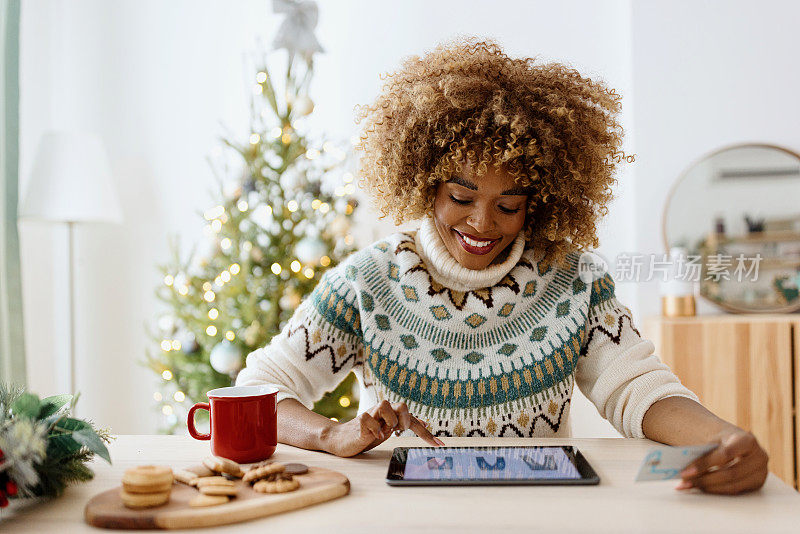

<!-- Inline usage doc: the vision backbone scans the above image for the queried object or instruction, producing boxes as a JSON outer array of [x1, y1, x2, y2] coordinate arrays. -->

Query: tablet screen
[[398, 446, 583, 481]]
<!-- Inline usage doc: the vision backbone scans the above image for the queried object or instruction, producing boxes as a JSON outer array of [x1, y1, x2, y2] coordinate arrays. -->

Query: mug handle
[[187, 402, 211, 440]]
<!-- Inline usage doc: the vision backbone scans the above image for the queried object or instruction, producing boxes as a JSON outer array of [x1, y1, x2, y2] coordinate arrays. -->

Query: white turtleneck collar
[[413, 216, 527, 292]]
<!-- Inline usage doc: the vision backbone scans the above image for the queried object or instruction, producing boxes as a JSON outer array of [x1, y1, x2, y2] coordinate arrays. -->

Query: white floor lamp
[[19, 131, 122, 410]]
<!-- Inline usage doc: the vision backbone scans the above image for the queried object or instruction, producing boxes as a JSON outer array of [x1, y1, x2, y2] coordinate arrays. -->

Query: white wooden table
[[3, 435, 800, 533]]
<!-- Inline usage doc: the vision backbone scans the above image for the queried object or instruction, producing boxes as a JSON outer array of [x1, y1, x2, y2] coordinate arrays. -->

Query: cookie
[[199, 484, 238, 496], [121, 465, 174, 494], [284, 463, 308, 475], [203, 455, 244, 477], [120, 488, 170, 509], [253, 477, 299, 494], [184, 464, 215, 478], [243, 461, 285, 483], [174, 469, 199, 486], [195, 476, 235, 488], [189, 494, 229, 508]]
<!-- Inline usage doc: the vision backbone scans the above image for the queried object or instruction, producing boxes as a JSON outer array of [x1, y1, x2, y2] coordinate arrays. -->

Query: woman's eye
[[449, 195, 471, 205], [500, 206, 521, 214]]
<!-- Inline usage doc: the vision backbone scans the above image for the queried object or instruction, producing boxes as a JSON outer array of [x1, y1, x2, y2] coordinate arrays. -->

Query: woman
[[237, 37, 768, 495]]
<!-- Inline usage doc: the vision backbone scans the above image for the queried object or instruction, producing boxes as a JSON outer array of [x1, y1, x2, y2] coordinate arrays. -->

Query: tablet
[[386, 446, 600, 486]]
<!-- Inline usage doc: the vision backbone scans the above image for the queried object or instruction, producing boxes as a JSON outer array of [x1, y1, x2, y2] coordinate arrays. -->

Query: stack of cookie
[[202, 455, 244, 478], [120, 465, 174, 509], [243, 461, 302, 494], [174, 456, 244, 508], [170, 455, 306, 508], [190, 476, 238, 507]]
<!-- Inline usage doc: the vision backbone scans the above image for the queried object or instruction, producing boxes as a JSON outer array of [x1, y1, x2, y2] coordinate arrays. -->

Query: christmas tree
[[146, 1, 360, 433]]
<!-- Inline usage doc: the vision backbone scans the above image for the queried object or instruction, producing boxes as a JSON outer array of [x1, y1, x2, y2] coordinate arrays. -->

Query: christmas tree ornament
[[256, 233, 270, 247], [209, 341, 243, 375], [173, 272, 188, 288], [293, 95, 314, 116], [179, 331, 200, 354], [295, 237, 327, 264], [223, 181, 242, 199], [157, 315, 176, 334], [250, 204, 272, 230]]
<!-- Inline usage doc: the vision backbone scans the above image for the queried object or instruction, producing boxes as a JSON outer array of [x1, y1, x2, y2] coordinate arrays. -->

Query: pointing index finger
[[409, 416, 445, 446]]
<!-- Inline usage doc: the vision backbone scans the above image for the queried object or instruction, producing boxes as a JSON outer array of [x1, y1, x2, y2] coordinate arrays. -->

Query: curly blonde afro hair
[[353, 35, 633, 269]]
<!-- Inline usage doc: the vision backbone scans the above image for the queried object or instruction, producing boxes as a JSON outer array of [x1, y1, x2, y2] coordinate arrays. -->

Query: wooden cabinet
[[643, 315, 799, 490]]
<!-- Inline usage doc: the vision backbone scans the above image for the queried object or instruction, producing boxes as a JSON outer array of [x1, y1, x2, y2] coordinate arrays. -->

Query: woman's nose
[[466, 205, 495, 233]]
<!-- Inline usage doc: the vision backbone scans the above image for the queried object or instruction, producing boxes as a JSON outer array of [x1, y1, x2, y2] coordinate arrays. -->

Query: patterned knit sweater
[[236, 216, 699, 439]]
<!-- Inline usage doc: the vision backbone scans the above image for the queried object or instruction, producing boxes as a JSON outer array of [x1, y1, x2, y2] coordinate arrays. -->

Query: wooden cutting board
[[84, 465, 350, 529]]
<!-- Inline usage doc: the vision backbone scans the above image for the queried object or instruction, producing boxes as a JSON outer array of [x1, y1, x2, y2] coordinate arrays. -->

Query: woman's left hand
[[676, 426, 769, 495]]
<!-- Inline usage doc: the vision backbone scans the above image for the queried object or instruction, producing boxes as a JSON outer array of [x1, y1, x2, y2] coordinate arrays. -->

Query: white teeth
[[460, 233, 495, 248]]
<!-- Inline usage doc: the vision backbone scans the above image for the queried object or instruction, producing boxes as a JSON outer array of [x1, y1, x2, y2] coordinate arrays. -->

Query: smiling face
[[432, 160, 529, 270]]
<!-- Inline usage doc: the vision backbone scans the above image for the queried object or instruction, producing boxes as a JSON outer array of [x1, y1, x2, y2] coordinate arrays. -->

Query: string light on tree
[[148, 0, 361, 433]]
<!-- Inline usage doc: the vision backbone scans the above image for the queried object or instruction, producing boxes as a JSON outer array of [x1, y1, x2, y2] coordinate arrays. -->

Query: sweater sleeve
[[235, 264, 363, 409], [574, 263, 699, 438]]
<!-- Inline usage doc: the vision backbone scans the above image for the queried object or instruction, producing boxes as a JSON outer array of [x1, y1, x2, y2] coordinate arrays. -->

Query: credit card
[[634, 443, 717, 482]]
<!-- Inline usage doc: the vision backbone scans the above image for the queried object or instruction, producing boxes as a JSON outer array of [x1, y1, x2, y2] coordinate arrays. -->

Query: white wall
[[19, 0, 637, 436], [630, 0, 800, 317]]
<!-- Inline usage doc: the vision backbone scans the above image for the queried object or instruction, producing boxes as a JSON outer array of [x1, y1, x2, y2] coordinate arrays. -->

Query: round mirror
[[663, 143, 800, 313]]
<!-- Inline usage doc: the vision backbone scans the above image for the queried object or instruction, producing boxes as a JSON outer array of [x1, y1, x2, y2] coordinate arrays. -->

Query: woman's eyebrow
[[446, 177, 529, 196], [500, 186, 529, 196], [446, 176, 477, 191]]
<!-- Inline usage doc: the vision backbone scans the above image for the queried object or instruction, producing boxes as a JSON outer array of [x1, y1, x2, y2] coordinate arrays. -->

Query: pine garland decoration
[[0, 384, 113, 505]]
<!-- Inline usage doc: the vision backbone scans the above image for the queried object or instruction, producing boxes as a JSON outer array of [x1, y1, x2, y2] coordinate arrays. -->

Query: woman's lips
[[454, 230, 499, 256]]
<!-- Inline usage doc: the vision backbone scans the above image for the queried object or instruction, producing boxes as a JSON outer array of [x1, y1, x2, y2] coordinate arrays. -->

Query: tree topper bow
[[272, 0, 325, 61]]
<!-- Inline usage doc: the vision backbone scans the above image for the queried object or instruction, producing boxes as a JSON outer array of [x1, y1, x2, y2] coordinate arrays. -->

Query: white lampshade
[[19, 130, 123, 223]]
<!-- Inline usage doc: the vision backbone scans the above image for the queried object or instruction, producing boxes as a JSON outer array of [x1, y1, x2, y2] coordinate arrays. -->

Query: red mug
[[187, 385, 278, 463]]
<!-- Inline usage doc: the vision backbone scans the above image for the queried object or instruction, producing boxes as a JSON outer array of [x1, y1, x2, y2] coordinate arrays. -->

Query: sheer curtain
[[0, 0, 25, 386]]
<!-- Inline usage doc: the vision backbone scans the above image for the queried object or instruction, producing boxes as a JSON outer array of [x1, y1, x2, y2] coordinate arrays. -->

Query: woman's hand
[[321, 400, 445, 458], [676, 426, 769, 495]]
